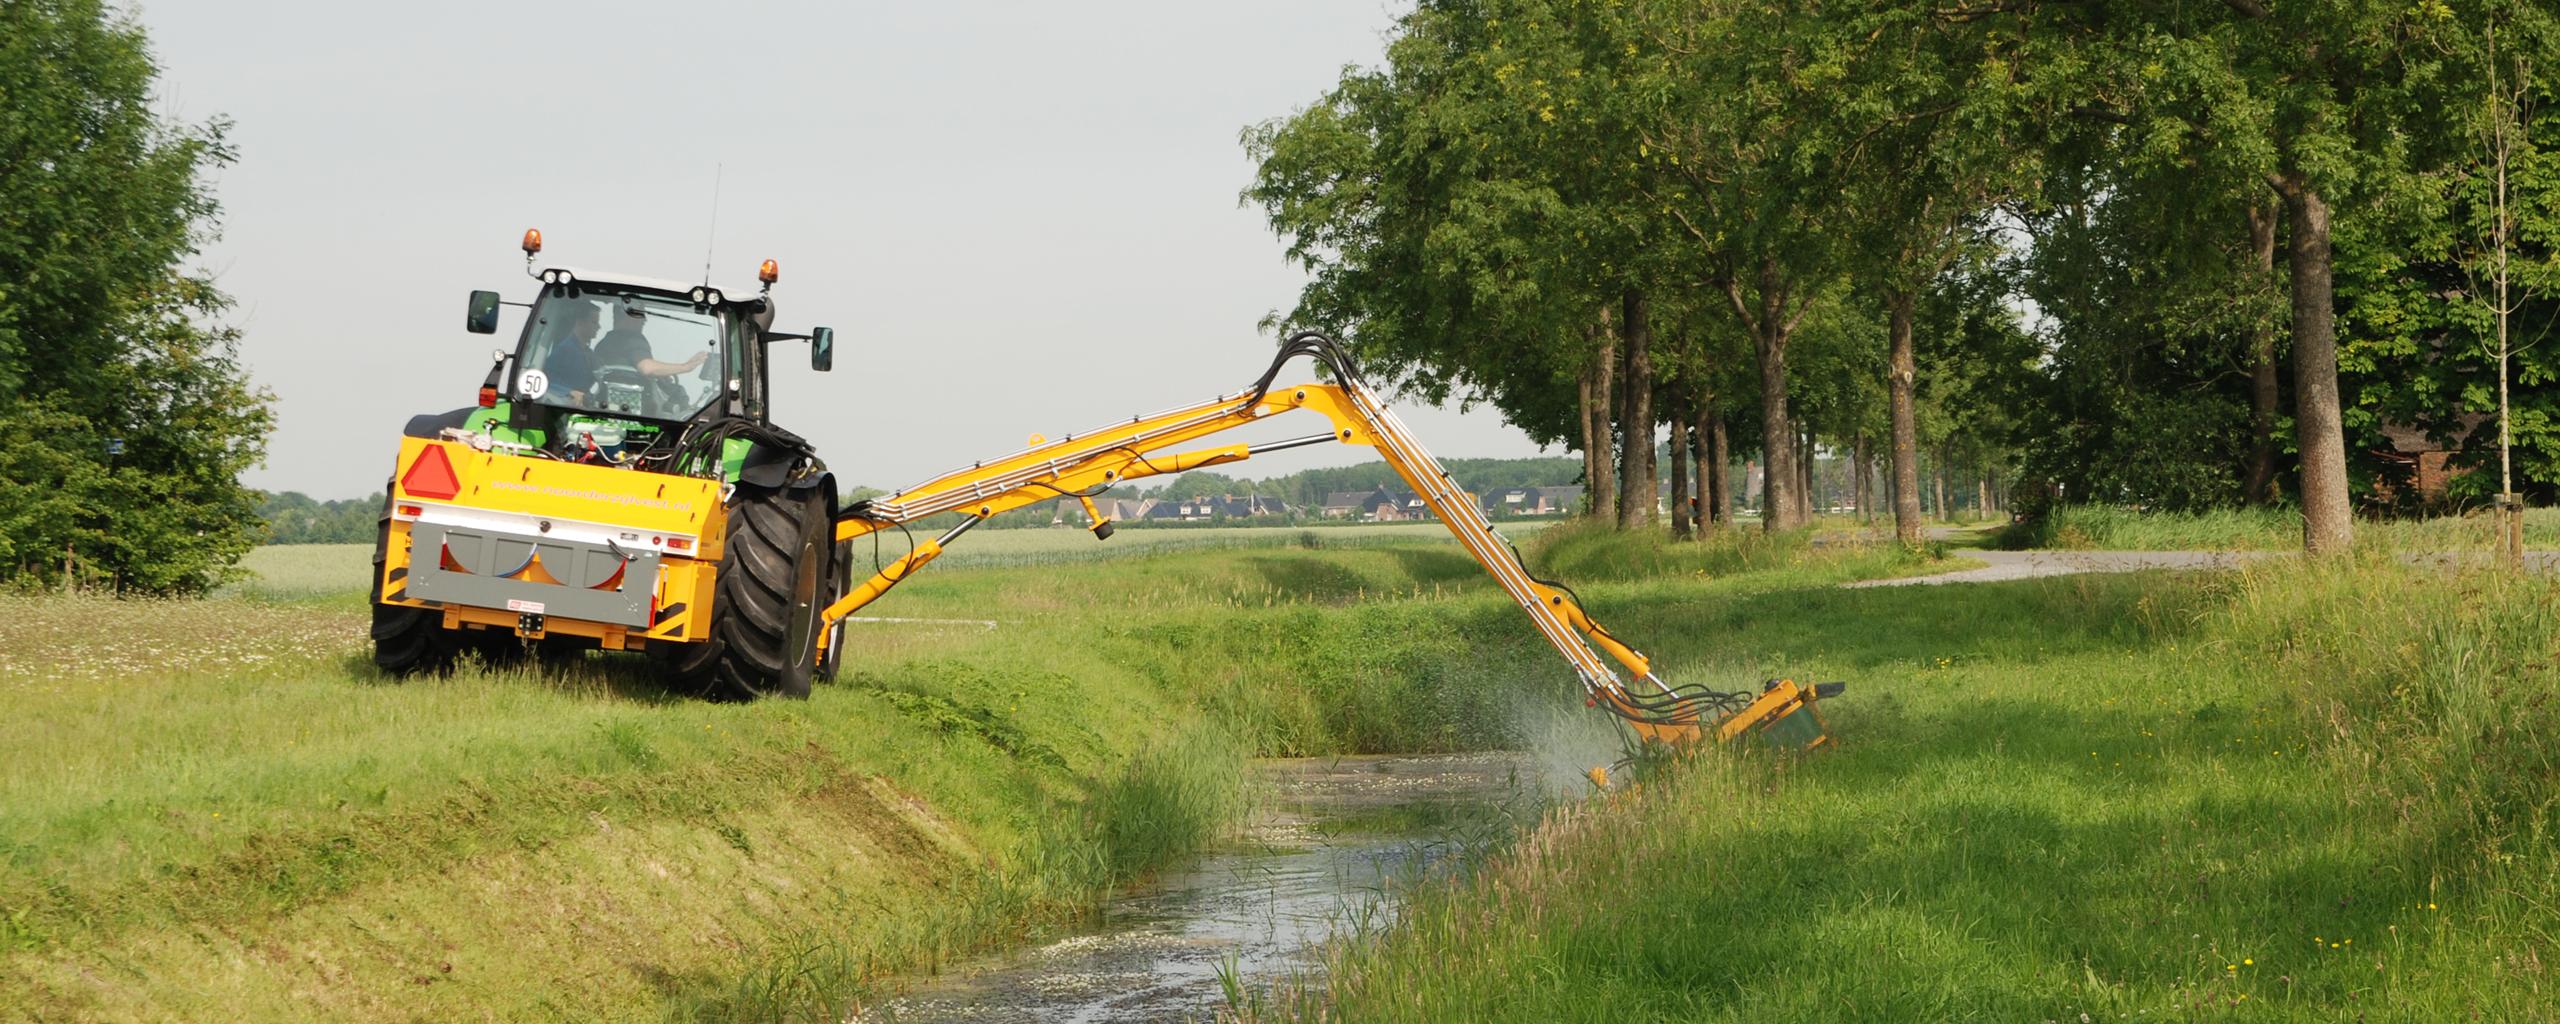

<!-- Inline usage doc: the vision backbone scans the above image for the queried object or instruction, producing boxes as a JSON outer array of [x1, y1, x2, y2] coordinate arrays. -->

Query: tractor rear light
[[666, 538, 692, 551], [401, 445, 461, 500], [478, 385, 498, 407], [396, 504, 422, 517]]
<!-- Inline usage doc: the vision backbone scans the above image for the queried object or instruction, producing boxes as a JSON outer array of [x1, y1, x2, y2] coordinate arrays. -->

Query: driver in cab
[[596, 304, 709, 386], [541, 301, 709, 408]]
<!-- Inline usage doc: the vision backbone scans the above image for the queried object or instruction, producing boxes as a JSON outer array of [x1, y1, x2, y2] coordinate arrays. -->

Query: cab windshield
[[516, 290, 725, 420]]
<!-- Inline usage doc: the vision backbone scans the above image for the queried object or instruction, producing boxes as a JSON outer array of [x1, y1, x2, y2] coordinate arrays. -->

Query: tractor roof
[[540, 265, 761, 304]]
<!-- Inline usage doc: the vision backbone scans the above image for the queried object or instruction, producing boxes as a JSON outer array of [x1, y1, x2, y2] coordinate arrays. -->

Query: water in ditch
[[857, 751, 1542, 1023]]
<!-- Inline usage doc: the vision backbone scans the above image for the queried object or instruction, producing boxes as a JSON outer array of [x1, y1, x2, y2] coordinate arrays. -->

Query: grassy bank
[[1996, 503, 2560, 552], [1255, 554, 2560, 1021], [0, 521, 1932, 1020]]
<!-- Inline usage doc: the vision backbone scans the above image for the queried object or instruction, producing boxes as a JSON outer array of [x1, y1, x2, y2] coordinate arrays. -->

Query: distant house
[[1213, 495, 1290, 518], [1320, 491, 1371, 518], [1046, 496, 1152, 526], [1480, 487, 1540, 515], [2376, 414, 2492, 501], [1325, 485, 1413, 521], [1142, 494, 1292, 522], [1146, 497, 1217, 522], [1479, 485, 1582, 517]]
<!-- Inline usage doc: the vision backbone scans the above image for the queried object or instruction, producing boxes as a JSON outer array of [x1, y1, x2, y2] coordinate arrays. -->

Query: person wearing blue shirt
[[539, 302, 602, 405]]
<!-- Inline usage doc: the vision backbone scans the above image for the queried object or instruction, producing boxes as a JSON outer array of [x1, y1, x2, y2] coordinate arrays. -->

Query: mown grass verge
[[1249, 553, 2560, 1022], [0, 521, 1933, 1021]]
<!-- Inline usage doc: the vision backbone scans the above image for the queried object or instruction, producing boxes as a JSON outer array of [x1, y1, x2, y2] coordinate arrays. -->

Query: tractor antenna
[[700, 163, 724, 287]]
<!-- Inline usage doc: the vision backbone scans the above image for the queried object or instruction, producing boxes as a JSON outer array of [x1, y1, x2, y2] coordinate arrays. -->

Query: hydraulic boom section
[[820, 333, 1837, 748]]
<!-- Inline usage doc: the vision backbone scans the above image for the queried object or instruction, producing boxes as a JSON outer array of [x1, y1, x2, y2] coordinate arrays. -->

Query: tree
[[1246, 0, 1670, 529], [1626, 0, 1859, 532], [1813, 3, 2046, 545], [0, 0, 270, 593], [2117, 0, 2522, 551]]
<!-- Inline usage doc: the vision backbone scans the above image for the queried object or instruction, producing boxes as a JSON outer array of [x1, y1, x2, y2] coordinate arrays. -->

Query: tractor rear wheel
[[666, 484, 829, 700], [817, 539, 852, 682], [370, 503, 456, 676]]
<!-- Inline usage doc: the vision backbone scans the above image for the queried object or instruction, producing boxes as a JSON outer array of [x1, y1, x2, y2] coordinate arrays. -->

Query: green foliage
[[0, 0, 271, 594], [256, 491, 382, 545], [1242, 0, 2560, 538]]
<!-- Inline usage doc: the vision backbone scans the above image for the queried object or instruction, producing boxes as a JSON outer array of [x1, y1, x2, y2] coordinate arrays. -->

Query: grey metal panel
[[407, 521, 658, 626]]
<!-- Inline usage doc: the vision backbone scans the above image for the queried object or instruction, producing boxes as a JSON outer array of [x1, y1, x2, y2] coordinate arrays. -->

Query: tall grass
[[1997, 503, 2560, 552], [1523, 517, 1948, 581], [1243, 554, 2560, 1022]]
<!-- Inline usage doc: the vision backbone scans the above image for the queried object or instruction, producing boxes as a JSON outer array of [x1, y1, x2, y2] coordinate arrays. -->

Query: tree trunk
[[1707, 407, 1732, 528], [1695, 401, 1719, 530], [2242, 200, 2283, 506], [1616, 290, 1656, 529], [1668, 399, 1692, 540], [1582, 311, 1616, 518], [1798, 428, 1816, 521], [1886, 290, 1924, 546], [2275, 175, 2353, 554], [1743, 264, 1803, 531], [1932, 448, 1948, 522], [1852, 438, 1866, 522]]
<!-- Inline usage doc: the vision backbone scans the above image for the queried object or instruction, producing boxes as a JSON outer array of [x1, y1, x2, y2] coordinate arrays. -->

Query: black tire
[[817, 539, 852, 683], [668, 485, 828, 700], [370, 499, 456, 676]]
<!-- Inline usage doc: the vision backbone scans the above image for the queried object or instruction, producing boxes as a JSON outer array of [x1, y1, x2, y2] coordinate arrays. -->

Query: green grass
[[1246, 554, 2560, 1022], [1995, 503, 2560, 552], [0, 517, 1884, 1022]]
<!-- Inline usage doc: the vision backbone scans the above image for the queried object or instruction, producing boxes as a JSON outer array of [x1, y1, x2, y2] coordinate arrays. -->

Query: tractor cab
[[463, 230, 833, 470]]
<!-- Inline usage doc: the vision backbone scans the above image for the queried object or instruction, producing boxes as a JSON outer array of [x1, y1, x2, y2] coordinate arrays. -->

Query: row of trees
[[1, 0, 272, 593], [257, 492, 384, 545], [1245, 0, 2560, 553]]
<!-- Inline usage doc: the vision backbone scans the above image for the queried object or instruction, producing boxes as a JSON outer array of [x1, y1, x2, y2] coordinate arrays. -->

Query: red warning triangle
[[402, 444, 461, 500]]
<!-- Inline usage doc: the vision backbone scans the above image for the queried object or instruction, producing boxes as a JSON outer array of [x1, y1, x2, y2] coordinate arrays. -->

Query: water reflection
[[862, 752, 1534, 1023]]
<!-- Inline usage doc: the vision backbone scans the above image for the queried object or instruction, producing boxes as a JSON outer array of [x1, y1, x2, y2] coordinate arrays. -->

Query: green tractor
[[371, 229, 846, 698]]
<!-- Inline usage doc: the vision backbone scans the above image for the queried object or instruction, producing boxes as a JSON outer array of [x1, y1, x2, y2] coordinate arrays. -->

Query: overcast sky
[[141, 0, 1555, 499]]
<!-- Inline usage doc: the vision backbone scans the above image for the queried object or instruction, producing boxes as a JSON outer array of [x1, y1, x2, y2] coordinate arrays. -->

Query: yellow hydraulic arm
[[818, 333, 1834, 747]]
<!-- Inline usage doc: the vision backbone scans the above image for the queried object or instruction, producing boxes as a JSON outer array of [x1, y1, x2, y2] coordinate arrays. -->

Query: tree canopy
[[1245, 0, 2560, 550], [0, 0, 270, 593]]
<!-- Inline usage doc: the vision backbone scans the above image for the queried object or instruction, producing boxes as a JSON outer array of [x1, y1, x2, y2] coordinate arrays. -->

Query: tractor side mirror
[[810, 326, 835, 372], [466, 290, 502, 334]]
